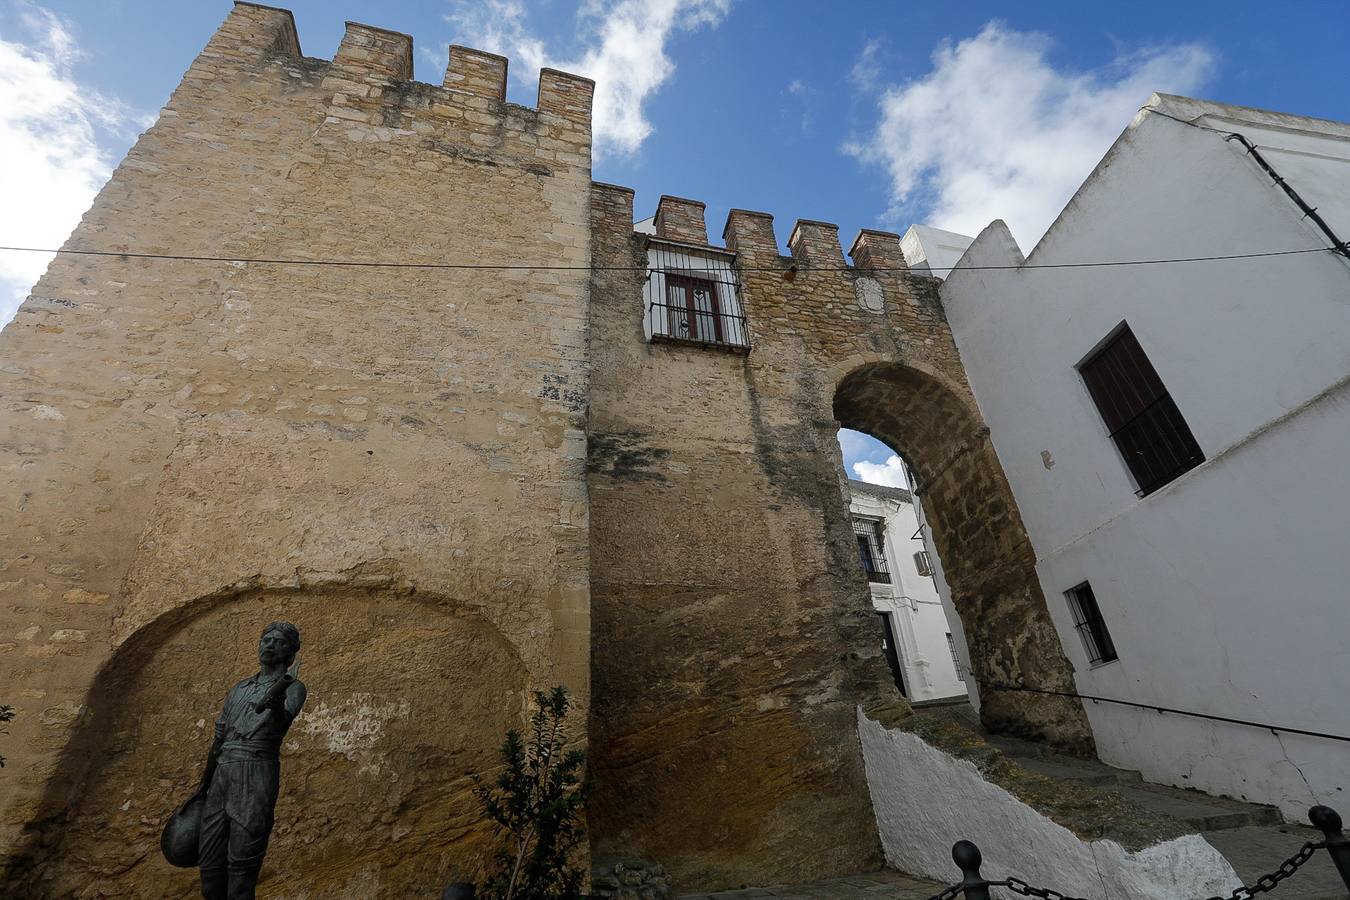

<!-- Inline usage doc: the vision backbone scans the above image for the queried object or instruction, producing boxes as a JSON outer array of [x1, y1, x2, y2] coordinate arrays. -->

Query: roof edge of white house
[[945, 92, 1350, 288], [1148, 92, 1350, 141]]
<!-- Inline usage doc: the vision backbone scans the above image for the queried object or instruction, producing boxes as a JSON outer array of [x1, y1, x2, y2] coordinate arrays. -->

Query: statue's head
[[258, 621, 301, 668]]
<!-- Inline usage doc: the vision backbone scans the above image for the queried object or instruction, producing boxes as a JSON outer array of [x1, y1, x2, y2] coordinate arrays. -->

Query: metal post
[[1310, 806, 1350, 890], [952, 840, 990, 900]]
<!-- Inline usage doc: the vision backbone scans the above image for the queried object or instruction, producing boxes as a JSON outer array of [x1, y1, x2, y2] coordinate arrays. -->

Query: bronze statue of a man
[[196, 621, 307, 899]]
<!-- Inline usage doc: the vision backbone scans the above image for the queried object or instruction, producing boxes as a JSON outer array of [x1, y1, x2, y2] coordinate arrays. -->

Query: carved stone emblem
[[854, 277, 884, 313]]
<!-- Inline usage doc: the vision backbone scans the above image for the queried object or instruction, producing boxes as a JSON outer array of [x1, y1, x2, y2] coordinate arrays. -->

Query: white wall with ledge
[[939, 93, 1350, 819], [857, 709, 1241, 898]]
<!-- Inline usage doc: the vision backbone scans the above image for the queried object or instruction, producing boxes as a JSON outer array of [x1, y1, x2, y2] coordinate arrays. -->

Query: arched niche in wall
[[12, 584, 528, 899]]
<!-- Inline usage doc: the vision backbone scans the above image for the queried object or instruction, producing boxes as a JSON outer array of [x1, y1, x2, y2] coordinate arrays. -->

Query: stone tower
[[0, 3, 1088, 897], [0, 5, 594, 896]]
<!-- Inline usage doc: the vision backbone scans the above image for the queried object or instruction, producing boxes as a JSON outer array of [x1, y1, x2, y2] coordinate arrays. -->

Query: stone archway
[[10, 584, 527, 899], [834, 361, 1090, 749]]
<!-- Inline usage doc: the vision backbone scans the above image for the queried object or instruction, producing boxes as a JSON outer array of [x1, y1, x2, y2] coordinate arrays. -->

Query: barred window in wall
[[946, 633, 964, 681], [852, 517, 890, 584], [644, 241, 749, 351], [1066, 581, 1118, 665]]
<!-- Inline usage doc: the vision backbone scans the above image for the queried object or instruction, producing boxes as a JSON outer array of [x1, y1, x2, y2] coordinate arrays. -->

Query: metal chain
[[922, 883, 968, 900], [1195, 841, 1320, 900], [920, 840, 1322, 900], [997, 877, 1093, 900]]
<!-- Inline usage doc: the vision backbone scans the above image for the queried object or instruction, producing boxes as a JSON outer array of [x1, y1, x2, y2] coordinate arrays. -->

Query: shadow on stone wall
[[834, 362, 1091, 750], [10, 585, 526, 899]]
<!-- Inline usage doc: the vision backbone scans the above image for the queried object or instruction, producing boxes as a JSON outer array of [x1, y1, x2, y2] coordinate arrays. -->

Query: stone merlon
[[226, 2, 592, 126], [655, 195, 709, 245], [723, 209, 778, 256], [445, 45, 507, 100], [849, 229, 906, 272], [788, 219, 844, 265]]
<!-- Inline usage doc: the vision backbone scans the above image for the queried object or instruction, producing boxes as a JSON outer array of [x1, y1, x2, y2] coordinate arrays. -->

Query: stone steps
[[681, 707, 1347, 900], [679, 869, 946, 900], [985, 731, 1284, 832], [981, 723, 1341, 897]]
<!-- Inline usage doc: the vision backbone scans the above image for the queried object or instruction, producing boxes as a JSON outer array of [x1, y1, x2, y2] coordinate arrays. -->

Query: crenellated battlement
[[707, 198, 913, 273], [205, 3, 593, 149]]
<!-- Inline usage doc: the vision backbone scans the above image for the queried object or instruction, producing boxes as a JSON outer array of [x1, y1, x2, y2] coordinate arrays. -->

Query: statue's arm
[[283, 680, 307, 721], [263, 679, 307, 724], [199, 710, 226, 794]]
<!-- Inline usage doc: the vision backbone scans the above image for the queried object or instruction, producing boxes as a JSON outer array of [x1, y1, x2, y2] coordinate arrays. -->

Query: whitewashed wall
[[857, 710, 1241, 898], [939, 95, 1350, 819], [850, 484, 969, 703]]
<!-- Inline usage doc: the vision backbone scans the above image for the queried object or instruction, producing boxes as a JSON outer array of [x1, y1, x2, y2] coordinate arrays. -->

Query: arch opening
[[833, 362, 1092, 749]]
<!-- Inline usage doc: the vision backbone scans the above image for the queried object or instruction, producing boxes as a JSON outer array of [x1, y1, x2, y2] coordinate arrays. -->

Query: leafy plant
[[475, 686, 589, 900], [0, 704, 14, 768]]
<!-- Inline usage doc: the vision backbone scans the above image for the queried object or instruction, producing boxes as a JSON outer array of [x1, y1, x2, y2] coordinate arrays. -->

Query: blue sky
[[3, 0, 1348, 482]]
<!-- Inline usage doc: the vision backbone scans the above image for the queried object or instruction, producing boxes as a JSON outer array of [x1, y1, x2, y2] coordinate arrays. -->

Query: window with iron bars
[[1079, 323, 1203, 496], [852, 517, 890, 584], [1065, 581, 1118, 666], [644, 240, 749, 352], [946, 633, 965, 681]]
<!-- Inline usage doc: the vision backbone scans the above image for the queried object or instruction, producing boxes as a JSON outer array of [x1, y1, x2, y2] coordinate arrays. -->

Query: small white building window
[[852, 516, 891, 584], [946, 633, 964, 681], [913, 549, 933, 577], [1066, 581, 1118, 665]]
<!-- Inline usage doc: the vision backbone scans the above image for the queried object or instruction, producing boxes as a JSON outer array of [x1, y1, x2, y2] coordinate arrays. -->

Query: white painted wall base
[[856, 709, 1241, 899]]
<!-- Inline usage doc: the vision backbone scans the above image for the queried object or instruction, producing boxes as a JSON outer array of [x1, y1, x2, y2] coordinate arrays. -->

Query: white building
[[939, 93, 1350, 819], [848, 479, 968, 704], [900, 224, 974, 278]]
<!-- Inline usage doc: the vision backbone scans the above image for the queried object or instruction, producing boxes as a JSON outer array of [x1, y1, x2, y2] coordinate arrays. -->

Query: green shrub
[[475, 686, 589, 900]]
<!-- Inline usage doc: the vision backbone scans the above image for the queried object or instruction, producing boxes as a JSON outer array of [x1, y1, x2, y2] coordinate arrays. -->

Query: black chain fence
[[923, 805, 1350, 900]]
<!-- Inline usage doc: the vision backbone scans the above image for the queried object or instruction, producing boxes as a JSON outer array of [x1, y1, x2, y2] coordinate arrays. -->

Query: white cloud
[[847, 23, 1214, 248], [850, 38, 881, 92], [852, 454, 910, 490], [0, 2, 136, 326], [447, 0, 731, 157]]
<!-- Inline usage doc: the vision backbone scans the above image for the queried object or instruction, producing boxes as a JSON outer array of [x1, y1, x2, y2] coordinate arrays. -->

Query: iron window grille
[[1065, 581, 1118, 665], [852, 516, 891, 584], [644, 240, 749, 352], [946, 633, 965, 681], [1079, 324, 1204, 496]]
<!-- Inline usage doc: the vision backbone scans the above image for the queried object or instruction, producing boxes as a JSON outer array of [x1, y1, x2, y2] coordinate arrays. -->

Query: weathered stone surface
[[586, 190, 1091, 889], [0, 3, 1092, 896], [592, 857, 674, 900], [15, 586, 526, 898], [0, 4, 593, 895]]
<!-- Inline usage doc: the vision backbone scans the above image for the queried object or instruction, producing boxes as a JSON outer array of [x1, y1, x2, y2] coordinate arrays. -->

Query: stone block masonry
[[588, 185, 1092, 889], [0, 3, 593, 897], [0, 2, 1090, 896]]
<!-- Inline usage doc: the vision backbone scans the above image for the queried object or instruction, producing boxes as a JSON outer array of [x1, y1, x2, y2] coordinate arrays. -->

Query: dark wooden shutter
[[1080, 326, 1203, 495]]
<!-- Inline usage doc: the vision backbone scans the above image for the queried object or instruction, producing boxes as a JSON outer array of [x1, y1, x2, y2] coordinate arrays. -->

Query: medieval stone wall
[[0, 4, 594, 896], [586, 187, 1091, 890], [0, 3, 1093, 895]]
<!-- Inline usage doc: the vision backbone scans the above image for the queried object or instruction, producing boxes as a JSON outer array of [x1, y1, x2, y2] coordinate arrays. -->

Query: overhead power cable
[[0, 242, 1344, 273]]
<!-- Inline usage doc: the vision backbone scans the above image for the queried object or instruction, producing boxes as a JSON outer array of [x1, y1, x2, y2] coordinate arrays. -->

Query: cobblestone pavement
[[681, 870, 946, 900]]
